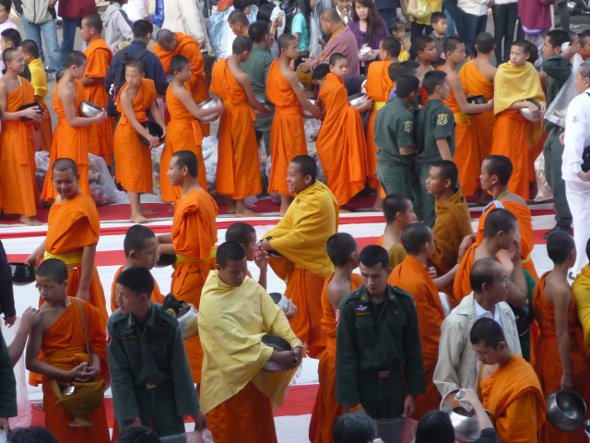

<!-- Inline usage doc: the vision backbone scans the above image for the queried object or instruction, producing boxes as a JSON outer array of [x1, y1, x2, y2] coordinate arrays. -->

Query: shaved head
[[52, 158, 79, 176], [320, 8, 341, 23]]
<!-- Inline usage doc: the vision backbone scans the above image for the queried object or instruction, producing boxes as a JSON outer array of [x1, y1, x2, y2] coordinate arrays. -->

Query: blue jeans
[[458, 9, 487, 55], [61, 17, 81, 65], [444, 3, 460, 36], [378, 8, 397, 28], [20, 17, 62, 71]]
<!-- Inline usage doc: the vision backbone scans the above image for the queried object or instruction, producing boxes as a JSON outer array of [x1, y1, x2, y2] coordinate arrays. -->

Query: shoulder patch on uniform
[[403, 120, 413, 132], [437, 113, 448, 126]]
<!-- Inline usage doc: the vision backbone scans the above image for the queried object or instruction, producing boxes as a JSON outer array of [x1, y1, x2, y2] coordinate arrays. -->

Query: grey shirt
[[241, 43, 275, 100]]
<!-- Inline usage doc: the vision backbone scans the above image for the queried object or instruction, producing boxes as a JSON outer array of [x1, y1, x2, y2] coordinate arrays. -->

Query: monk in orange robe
[[0, 48, 42, 226], [26, 259, 110, 443], [80, 13, 114, 166], [260, 155, 339, 358], [109, 224, 165, 312], [41, 51, 107, 202], [457, 33, 496, 196], [389, 224, 449, 419], [210, 36, 269, 217], [27, 159, 108, 327], [365, 37, 398, 208], [155, 29, 210, 135], [309, 233, 361, 443], [161, 55, 222, 203], [114, 60, 167, 223], [533, 232, 590, 443], [158, 150, 218, 383], [470, 317, 546, 442], [314, 54, 370, 207], [267, 34, 320, 215], [491, 41, 545, 201], [378, 194, 416, 267]]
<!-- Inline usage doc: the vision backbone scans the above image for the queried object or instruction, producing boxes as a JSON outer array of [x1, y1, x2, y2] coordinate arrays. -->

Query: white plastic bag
[[545, 53, 584, 128], [88, 154, 126, 205], [534, 152, 553, 201], [151, 144, 165, 196], [202, 136, 219, 193]]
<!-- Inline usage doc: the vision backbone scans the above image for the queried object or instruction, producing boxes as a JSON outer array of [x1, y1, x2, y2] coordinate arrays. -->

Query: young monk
[[365, 36, 400, 209], [415, 35, 437, 105], [228, 9, 250, 39], [225, 222, 268, 289], [314, 53, 370, 208], [267, 33, 320, 215], [470, 318, 546, 442], [0, 48, 42, 226], [454, 208, 528, 309], [80, 13, 114, 167], [309, 233, 361, 443], [20, 39, 53, 151], [211, 35, 268, 216], [389, 224, 455, 419], [456, 32, 497, 198], [26, 259, 110, 443], [491, 40, 546, 200], [41, 52, 107, 201], [379, 193, 416, 267], [199, 242, 303, 443], [109, 225, 165, 312], [114, 59, 167, 223], [161, 55, 222, 202], [27, 159, 108, 327], [425, 160, 473, 275], [158, 150, 218, 383], [259, 155, 339, 358], [534, 231, 590, 443]]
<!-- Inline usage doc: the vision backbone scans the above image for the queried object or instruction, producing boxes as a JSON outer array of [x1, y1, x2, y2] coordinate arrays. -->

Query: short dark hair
[[8, 426, 58, 443], [383, 194, 410, 224], [216, 241, 246, 267], [326, 233, 357, 267], [328, 52, 347, 66], [443, 36, 463, 54], [312, 63, 330, 80], [0, 0, 11, 14], [278, 32, 297, 50], [525, 40, 539, 64], [470, 257, 500, 292], [430, 11, 447, 25], [249, 21, 270, 42], [546, 29, 570, 49], [423, 70, 447, 95], [234, 0, 255, 11], [132, 20, 153, 39], [586, 238, 590, 263], [170, 54, 189, 74], [229, 9, 249, 25], [172, 150, 198, 178], [52, 158, 79, 176], [1, 47, 17, 65], [126, 59, 145, 74], [415, 411, 455, 443], [333, 413, 375, 443], [469, 317, 507, 348], [0, 28, 21, 47], [381, 36, 401, 57], [475, 32, 495, 54], [225, 222, 256, 246], [124, 225, 156, 257], [64, 51, 87, 69], [395, 74, 420, 98], [483, 208, 516, 239], [83, 13, 103, 34], [37, 259, 68, 284], [547, 230, 575, 264], [232, 35, 253, 54], [359, 245, 389, 269], [20, 39, 40, 58], [483, 155, 512, 186], [512, 39, 530, 54], [291, 155, 317, 181], [117, 267, 155, 296], [580, 29, 590, 45], [401, 223, 432, 255], [156, 28, 175, 45], [116, 425, 160, 443], [431, 160, 458, 188], [415, 34, 434, 54]]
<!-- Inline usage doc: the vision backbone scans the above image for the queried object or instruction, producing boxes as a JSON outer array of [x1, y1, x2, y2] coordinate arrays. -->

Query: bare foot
[[20, 215, 42, 226], [235, 208, 261, 217], [130, 213, 150, 224], [140, 208, 157, 216]]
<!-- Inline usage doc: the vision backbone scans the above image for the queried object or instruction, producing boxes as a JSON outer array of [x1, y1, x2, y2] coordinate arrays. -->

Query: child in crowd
[[430, 12, 447, 63]]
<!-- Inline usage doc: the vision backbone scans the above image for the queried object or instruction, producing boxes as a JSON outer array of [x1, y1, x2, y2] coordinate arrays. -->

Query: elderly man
[[562, 61, 590, 276], [434, 258, 522, 408], [297, 8, 359, 80]]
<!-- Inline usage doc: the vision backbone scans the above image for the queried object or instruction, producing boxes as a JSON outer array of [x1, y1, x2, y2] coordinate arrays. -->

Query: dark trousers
[[458, 9, 487, 55], [61, 18, 81, 65], [492, 3, 518, 63], [543, 127, 572, 227], [378, 7, 397, 28]]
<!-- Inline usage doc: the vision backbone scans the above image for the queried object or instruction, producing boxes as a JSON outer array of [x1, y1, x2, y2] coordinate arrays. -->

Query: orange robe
[[533, 274, 590, 443], [431, 188, 473, 274], [210, 59, 262, 199], [109, 265, 165, 312], [266, 60, 308, 196], [480, 354, 545, 443], [475, 200, 538, 279], [309, 273, 363, 443], [161, 83, 207, 203], [41, 79, 91, 201], [0, 78, 38, 217], [456, 61, 495, 196], [171, 187, 218, 382], [29, 298, 110, 443], [453, 243, 476, 303], [154, 32, 210, 135], [389, 255, 444, 419], [316, 73, 367, 206], [44, 193, 108, 327], [365, 60, 393, 189], [113, 78, 156, 194], [37, 97, 53, 151], [83, 39, 114, 166], [376, 235, 407, 268]]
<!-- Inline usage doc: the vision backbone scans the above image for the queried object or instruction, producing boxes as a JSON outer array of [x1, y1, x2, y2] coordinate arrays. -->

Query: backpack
[[105, 46, 149, 116]]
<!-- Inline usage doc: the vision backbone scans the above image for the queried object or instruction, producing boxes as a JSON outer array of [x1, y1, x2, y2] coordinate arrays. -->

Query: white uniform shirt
[[562, 88, 590, 182]]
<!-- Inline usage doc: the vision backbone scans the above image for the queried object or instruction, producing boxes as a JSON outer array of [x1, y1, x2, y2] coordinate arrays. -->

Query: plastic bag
[[35, 151, 50, 194], [88, 154, 126, 205], [202, 136, 219, 193], [405, 0, 429, 19], [545, 53, 584, 128], [151, 144, 164, 196], [534, 152, 553, 201]]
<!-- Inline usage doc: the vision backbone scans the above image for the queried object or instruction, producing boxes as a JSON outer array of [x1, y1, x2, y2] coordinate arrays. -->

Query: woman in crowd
[[349, 0, 389, 72]]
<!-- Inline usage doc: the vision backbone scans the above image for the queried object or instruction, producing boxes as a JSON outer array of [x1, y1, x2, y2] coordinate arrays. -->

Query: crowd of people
[[1, 0, 590, 442]]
